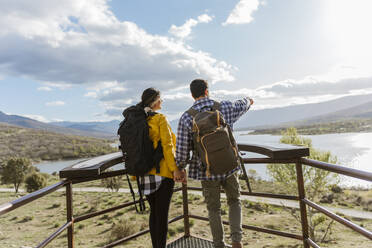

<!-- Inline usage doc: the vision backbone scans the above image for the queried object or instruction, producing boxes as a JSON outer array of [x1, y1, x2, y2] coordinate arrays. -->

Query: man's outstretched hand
[[249, 97, 254, 105], [173, 169, 187, 184]]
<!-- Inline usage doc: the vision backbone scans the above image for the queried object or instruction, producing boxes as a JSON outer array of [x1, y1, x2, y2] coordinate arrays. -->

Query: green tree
[[25, 172, 47, 192], [0, 157, 32, 193], [267, 127, 338, 242]]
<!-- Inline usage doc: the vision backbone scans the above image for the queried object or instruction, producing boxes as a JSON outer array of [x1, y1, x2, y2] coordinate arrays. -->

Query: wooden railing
[[0, 143, 371, 247]]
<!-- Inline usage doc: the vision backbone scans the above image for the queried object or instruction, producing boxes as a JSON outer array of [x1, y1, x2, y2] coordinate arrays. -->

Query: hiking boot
[[232, 242, 242, 248]]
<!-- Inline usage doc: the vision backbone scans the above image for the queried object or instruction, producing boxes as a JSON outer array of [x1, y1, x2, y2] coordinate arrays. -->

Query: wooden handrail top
[[59, 143, 310, 180], [238, 143, 309, 159], [0, 180, 68, 216], [59, 152, 123, 179], [57, 143, 372, 185]]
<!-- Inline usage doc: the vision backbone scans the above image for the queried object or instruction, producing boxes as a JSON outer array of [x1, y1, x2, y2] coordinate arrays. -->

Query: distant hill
[[2, 93, 371, 137], [0, 122, 117, 164], [234, 94, 372, 130], [0, 111, 115, 138], [249, 100, 372, 135], [50, 120, 121, 136], [296, 100, 372, 124]]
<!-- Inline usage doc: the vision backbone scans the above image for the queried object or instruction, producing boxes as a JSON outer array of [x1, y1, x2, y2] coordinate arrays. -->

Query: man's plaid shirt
[[175, 97, 251, 181]]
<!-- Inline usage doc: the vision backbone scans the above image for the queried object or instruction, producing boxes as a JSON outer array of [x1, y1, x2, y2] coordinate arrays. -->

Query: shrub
[[50, 203, 61, 209], [108, 219, 135, 242], [25, 172, 47, 192], [101, 171, 122, 192], [330, 185, 343, 194], [176, 225, 184, 233], [168, 227, 176, 237], [20, 216, 33, 223], [189, 219, 194, 227]]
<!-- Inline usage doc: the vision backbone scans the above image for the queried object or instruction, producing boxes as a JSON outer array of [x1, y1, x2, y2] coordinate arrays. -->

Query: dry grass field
[[1, 179, 371, 248]]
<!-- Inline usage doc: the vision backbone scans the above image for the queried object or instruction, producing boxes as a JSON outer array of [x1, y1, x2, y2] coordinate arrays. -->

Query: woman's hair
[[190, 79, 208, 98], [140, 87, 160, 108]]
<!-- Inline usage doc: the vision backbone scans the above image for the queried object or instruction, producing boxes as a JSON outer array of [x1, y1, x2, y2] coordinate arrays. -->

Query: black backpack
[[117, 104, 164, 212], [118, 104, 163, 176]]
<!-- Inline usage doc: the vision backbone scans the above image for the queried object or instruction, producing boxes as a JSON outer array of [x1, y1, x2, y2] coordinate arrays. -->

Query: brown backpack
[[187, 101, 241, 177]]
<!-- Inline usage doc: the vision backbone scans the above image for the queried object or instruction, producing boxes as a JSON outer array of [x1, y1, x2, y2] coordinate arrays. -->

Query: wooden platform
[[167, 236, 232, 248]]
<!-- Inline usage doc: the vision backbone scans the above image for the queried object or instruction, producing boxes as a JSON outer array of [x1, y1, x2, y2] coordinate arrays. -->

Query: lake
[[236, 131, 372, 188], [34, 132, 372, 188]]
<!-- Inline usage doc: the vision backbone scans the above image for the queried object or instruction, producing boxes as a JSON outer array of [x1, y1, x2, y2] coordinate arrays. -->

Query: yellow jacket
[[146, 113, 178, 179]]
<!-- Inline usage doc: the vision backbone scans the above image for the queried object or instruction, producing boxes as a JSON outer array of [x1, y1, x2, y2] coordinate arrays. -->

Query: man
[[174, 79, 254, 248]]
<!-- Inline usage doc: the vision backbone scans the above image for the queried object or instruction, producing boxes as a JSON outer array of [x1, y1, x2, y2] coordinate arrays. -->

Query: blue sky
[[0, 0, 371, 122]]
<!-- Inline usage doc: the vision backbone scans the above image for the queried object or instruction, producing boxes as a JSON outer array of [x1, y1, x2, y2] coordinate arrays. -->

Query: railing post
[[182, 183, 190, 237], [296, 161, 310, 248], [66, 182, 74, 248]]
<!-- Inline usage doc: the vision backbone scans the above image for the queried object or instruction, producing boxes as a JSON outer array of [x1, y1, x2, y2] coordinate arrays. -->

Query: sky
[[0, 0, 371, 122]]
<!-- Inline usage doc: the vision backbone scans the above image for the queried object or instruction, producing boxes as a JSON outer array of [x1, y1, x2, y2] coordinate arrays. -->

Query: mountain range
[[50, 120, 121, 136], [0, 111, 117, 139], [1, 93, 371, 137], [234, 93, 372, 130]]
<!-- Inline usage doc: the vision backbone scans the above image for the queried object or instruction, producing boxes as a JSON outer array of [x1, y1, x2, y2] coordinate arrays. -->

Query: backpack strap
[[126, 174, 139, 213], [126, 174, 146, 213], [147, 111, 161, 173], [211, 100, 221, 111], [186, 107, 200, 134], [136, 177, 146, 212], [186, 107, 199, 117], [147, 111, 158, 117]]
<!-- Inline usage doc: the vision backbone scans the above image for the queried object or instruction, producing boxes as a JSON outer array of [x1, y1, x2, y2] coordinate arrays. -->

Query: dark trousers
[[146, 177, 175, 248]]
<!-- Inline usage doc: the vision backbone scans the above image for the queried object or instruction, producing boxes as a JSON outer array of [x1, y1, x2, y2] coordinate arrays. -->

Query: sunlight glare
[[326, 0, 372, 62]]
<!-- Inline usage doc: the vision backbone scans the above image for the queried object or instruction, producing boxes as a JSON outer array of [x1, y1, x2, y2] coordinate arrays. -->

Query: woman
[[138, 87, 181, 248]]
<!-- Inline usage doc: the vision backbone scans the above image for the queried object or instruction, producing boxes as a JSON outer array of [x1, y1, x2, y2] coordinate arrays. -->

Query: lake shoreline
[[33, 132, 372, 188]]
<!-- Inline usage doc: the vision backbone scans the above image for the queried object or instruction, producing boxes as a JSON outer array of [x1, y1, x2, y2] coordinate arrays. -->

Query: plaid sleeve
[[220, 97, 251, 125], [175, 113, 193, 169]]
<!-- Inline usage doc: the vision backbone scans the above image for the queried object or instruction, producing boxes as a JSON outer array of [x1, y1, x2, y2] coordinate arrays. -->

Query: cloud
[[96, 73, 372, 119], [258, 77, 372, 98], [0, 0, 237, 122], [0, 1, 232, 87], [84, 92, 98, 98], [0, 1, 234, 121], [23, 114, 49, 122], [222, 0, 261, 26], [169, 14, 213, 39], [44, 82, 73, 90], [45, 101, 65, 106], [37, 86, 52, 91]]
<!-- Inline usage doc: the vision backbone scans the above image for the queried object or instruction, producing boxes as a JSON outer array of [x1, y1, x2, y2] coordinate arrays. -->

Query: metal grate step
[[167, 236, 231, 248]]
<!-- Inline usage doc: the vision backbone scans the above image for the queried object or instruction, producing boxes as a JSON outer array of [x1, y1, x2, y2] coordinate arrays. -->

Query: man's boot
[[232, 242, 242, 248]]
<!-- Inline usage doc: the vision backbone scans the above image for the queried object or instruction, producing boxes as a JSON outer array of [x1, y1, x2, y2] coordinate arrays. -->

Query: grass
[[0, 177, 371, 247], [1, 187, 371, 248]]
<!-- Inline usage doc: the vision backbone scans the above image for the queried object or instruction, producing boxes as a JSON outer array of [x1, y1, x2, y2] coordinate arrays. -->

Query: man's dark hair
[[190, 79, 208, 99]]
